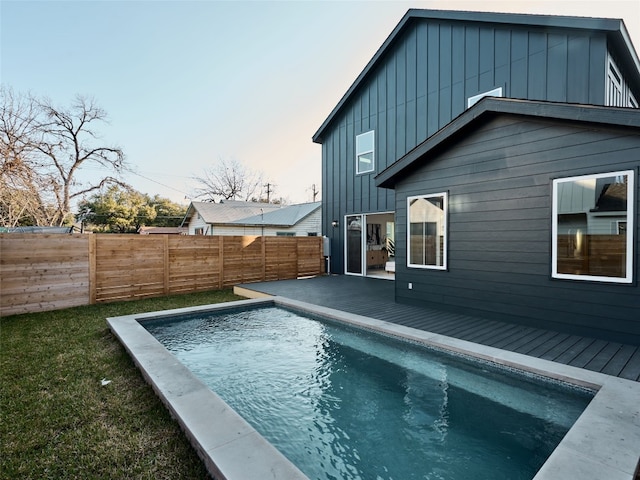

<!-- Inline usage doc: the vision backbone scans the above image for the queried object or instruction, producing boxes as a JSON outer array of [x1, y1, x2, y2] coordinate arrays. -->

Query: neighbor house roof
[[0, 226, 76, 234], [180, 200, 283, 226], [228, 202, 321, 227], [138, 226, 187, 235], [312, 8, 640, 144], [376, 97, 640, 189]]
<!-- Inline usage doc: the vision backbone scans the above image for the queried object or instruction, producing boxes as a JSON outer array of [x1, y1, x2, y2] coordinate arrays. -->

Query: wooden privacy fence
[[0, 234, 325, 316]]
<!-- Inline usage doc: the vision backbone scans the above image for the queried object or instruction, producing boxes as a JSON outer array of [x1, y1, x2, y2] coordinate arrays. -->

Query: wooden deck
[[238, 275, 640, 382]]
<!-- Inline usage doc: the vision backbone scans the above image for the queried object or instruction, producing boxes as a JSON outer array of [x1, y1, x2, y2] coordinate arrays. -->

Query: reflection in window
[[356, 131, 375, 174], [408, 193, 447, 269], [552, 171, 634, 283]]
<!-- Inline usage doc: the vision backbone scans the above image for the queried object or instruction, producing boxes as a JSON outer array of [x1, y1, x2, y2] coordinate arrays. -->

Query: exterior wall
[[392, 115, 640, 343], [322, 16, 614, 273], [186, 214, 210, 235]]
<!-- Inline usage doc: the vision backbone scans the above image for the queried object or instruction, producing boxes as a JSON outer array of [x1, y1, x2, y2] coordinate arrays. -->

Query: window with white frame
[[606, 55, 638, 108], [356, 130, 375, 174], [552, 170, 634, 283], [408, 193, 447, 269]]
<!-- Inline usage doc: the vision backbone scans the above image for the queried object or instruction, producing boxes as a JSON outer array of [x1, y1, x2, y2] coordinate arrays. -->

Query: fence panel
[[0, 234, 90, 316], [95, 235, 166, 303], [167, 235, 222, 294], [0, 234, 324, 316]]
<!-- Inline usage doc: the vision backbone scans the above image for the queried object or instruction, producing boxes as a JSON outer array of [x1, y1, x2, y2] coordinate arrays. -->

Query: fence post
[[89, 235, 97, 304], [218, 236, 224, 289], [163, 235, 170, 295], [295, 237, 299, 278], [262, 236, 266, 281]]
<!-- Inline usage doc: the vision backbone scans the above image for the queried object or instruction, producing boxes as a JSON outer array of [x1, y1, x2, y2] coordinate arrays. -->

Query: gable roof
[[228, 202, 321, 227], [181, 200, 283, 226], [375, 97, 640, 189], [312, 8, 640, 144]]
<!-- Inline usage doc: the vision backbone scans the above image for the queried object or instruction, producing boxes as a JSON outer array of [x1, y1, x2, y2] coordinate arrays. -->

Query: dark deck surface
[[238, 275, 640, 382]]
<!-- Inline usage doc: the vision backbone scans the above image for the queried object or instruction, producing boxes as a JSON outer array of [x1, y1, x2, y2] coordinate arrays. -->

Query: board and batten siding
[[392, 114, 640, 344], [321, 17, 612, 273]]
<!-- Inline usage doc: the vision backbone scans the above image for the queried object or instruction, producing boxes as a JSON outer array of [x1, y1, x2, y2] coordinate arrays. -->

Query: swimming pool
[[107, 297, 640, 480], [145, 305, 591, 480]]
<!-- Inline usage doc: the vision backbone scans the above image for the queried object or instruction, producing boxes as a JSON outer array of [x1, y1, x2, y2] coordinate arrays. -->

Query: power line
[[124, 168, 192, 197]]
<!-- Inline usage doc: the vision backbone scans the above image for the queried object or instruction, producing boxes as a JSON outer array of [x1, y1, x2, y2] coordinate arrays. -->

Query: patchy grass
[[1, 289, 245, 480]]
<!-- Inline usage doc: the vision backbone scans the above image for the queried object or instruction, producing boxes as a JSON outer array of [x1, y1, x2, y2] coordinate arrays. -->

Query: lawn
[[1, 289, 245, 480]]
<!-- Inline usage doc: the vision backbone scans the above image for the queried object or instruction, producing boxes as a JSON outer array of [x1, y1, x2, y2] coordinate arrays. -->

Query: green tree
[[78, 187, 187, 232], [79, 185, 156, 233], [148, 195, 187, 227]]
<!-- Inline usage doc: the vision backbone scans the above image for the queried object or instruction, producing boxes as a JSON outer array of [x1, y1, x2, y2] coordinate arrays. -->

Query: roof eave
[[313, 9, 640, 144], [375, 98, 640, 189]]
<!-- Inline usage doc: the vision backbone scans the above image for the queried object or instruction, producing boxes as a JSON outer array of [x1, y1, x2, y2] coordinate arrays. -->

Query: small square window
[[552, 170, 634, 283], [356, 130, 375, 174]]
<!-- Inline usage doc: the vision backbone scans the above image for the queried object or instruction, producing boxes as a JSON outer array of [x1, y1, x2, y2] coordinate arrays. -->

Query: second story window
[[356, 130, 375, 174], [606, 55, 638, 108]]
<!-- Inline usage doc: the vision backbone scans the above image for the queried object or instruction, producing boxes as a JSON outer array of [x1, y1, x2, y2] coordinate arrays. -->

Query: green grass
[[1, 289, 245, 480]]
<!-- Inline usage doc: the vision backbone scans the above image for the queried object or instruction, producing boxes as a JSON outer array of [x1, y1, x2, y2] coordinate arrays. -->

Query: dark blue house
[[313, 9, 640, 343]]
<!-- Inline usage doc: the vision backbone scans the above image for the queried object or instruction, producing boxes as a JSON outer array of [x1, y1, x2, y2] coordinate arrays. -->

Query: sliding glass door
[[344, 212, 395, 277], [345, 215, 363, 275]]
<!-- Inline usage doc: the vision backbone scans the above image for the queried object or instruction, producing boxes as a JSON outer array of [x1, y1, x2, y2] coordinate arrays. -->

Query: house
[[313, 9, 640, 343], [377, 97, 640, 344], [180, 200, 322, 237]]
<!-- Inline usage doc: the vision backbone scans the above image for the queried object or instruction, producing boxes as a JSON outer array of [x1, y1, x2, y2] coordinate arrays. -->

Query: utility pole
[[263, 183, 274, 203], [310, 184, 319, 201]]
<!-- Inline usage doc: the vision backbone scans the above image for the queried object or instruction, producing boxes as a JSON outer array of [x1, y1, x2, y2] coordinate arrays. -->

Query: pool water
[[145, 306, 593, 480]]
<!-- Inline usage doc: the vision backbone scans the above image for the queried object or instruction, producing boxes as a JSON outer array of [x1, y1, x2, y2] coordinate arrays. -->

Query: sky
[[2, 0, 639, 208]]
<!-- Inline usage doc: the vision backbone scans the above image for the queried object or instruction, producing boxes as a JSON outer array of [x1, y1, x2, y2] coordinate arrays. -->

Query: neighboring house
[[313, 9, 640, 343], [138, 226, 187, 235], [181, 200, 322, 237]]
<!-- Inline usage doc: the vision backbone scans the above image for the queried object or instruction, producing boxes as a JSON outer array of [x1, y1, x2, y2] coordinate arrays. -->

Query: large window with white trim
[[408, 193, 447, 269], [552, 170, 634, 283], [356, 130, 375, 174]]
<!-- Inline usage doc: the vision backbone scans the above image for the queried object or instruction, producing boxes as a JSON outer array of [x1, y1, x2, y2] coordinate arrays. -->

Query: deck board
[[238, 276, 640, 382]]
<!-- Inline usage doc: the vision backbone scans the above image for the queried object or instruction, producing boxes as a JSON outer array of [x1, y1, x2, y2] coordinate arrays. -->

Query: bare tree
[[193, 157, 264, 202], [0, 86, 128, 227], [0, 87, 48, 226]]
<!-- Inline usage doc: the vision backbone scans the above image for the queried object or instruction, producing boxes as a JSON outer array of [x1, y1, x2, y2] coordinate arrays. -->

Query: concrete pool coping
[[107, 295, 640, 480]]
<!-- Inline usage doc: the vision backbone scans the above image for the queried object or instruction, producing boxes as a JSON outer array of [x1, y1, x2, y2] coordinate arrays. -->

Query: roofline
[[312, 8, 640, 144], [375, 97, 640, 188], [229, 203, 322, 227], [179, 202, 195, 227]]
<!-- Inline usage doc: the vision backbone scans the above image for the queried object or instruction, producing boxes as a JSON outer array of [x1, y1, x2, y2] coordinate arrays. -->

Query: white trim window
[[467, 87, 503, 108], [407, 193, 448, 269], [552, 170, 634, 283], [606, 55, 638, 108], [356, 130, 375, 174]]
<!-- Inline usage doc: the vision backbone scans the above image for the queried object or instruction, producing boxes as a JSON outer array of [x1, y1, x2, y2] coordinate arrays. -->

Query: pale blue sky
[[2, 0, 639, 207]]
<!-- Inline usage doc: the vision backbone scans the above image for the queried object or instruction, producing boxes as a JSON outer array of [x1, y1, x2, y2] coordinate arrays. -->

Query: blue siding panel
[[393, 115, 640, 342]]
